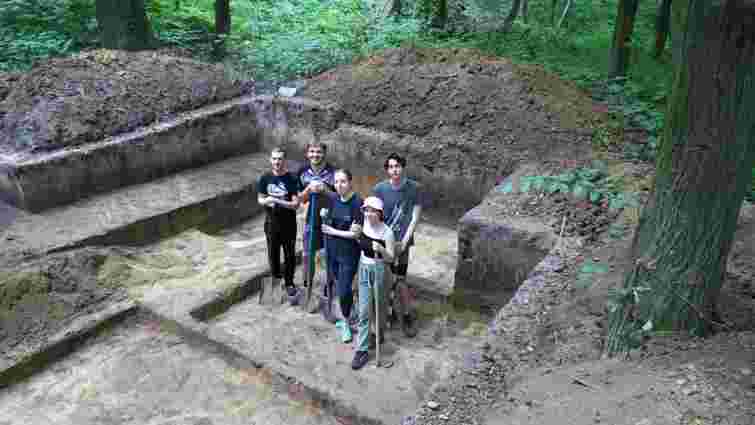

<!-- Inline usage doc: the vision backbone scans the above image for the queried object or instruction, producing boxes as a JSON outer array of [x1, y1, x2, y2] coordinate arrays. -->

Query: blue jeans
[[356, 261, 387, 352]]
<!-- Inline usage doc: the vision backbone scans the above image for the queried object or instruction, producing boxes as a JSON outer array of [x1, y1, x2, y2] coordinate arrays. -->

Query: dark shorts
[[390, 247, 410, 276]]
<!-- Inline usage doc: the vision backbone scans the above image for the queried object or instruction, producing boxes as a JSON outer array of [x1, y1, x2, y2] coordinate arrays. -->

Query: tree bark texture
[[213, 0, 231, 58], [607, 0, 755, 353], [417, 0, 448, 28], [382, 0, 402, 16], [654, 0, 673, 58], [96, 0, 153, 50], [215, 0, 231, 35], [503, 0, 523, 32], [608, 0, 640, 78]]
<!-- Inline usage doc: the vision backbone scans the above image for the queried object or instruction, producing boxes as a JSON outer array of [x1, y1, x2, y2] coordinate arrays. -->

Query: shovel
[[371, 269, 393, 369], [258, 276, 281, 306], [302, 193, 319, 310]]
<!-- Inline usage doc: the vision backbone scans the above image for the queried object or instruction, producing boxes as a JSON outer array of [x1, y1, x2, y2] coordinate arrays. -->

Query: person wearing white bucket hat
[[351, 195, 394, 370]]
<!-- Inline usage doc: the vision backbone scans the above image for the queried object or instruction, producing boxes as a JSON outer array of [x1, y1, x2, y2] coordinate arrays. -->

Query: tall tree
[[607, 0, 755, 354], [502, 0, 523, 32], [95, 0, 153, 50], [213, 0, 231, 58], [417, 0, 448, 29], [608, 0, 640, 78], [382, 0, 402, 16], [654, 0, 673, 58]]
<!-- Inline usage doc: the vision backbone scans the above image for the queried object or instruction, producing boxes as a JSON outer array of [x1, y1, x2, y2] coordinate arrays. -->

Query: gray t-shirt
[[372, 178, 425, 246]]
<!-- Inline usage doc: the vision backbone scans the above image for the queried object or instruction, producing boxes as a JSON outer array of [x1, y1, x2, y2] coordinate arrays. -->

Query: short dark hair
[[384, 152, 406, 169], [334, 168, 353, 181], [305, 141, 328, 155]]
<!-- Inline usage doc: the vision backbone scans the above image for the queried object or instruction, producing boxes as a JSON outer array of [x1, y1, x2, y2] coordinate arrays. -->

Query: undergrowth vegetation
[[0, 0, 753, 199]]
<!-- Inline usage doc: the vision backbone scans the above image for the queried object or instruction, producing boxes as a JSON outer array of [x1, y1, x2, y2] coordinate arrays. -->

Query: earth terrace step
[[0, 94, 344, 213], [453, 162, 558, 309], [0, 299, 138, 389], [256, 110, 513, 219], [1, 152, 273, 258]]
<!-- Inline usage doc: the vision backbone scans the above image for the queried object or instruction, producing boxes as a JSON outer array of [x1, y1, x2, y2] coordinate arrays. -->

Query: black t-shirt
[[257, 172, 301, 225]]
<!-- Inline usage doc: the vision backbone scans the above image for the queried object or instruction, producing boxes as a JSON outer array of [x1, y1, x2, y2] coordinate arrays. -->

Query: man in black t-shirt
[[257, 147, 301, 299]]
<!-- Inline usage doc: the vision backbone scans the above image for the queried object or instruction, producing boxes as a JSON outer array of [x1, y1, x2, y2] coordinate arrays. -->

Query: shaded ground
[[0, 49, 252, 155], [302, 47, 603, 175], [0, 247, 127, 368]]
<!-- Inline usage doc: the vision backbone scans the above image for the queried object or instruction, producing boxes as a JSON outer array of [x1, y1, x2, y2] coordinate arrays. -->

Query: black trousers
[[264, 218, 297, 286]]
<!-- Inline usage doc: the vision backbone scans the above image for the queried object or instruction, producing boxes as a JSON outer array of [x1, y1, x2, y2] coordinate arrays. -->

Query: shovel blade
[[258, 276, 279, 306]]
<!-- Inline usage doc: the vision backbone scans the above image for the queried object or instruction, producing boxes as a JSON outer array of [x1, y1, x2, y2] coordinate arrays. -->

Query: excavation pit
[[1, 91, 565, 425]]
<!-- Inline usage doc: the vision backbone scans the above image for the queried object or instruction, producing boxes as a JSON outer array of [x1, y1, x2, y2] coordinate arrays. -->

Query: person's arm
[[322, 226, 358, 239], [379, 230, 395, 263], [401, 204, 422, 247], [257, 177, 273, 207], [270, 193, 299, 210]]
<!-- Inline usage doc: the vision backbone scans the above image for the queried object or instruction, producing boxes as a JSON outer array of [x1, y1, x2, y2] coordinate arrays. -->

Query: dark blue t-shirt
[[256, 172, 301, 225], [373, 178, 426, 246], [324, 192, 363, 260]]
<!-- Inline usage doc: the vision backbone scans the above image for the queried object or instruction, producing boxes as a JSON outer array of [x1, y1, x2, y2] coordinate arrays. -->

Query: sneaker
[[351, 350, 369, 370], [368, 332, 385, 350], [286, 285, 300, 305], [336, 320, 352, 343], [402, 313, 418, 338]]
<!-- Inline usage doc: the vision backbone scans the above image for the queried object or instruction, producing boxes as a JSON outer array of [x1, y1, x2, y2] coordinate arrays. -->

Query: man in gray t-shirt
[[372, 153, 426, 338]]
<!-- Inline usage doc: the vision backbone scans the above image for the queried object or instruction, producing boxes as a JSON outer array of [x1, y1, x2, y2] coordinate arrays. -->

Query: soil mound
[[302, 46, 603, 172], [0, 49, 253, 154]]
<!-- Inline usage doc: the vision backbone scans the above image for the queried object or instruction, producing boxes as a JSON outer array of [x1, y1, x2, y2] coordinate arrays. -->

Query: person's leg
[[302, 225, 311, 286], [282, 219, 298, 293], [393, 248, 417, 337], [265, 220, 283, 281], [335, 257, 354, 342], [355, 263, 371, 352], [321, 252, 338, 322], [352, 263, 371, 370], [338, 257, 358, 322]]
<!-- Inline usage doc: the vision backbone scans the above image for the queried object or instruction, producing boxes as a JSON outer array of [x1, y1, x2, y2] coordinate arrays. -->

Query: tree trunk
[[521, 0, 529, 24], [551, 0, 558, 25], [654, 0, 672, 58], [213, 0, 231, 59], [417, 0, 448, 29], [606, 0, 755, 354], [502, 0, 523, 32], [608, 0, 640, 78], [383, 0, 402, 16], [96, 0, 153, 50]]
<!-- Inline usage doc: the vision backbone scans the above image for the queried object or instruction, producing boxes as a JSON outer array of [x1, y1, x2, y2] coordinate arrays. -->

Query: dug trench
[[2, 47, 753, 425], [0, 89, 560, 424]]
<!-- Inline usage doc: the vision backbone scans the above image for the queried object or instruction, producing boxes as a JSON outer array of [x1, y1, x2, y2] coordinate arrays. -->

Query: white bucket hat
[[362, 196, 384, 212]]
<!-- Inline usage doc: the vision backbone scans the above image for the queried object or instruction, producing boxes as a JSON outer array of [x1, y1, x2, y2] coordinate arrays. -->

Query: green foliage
[[0, 0, 98, 71], [497, 164, 641, 211], [574, 259, 610, 289]]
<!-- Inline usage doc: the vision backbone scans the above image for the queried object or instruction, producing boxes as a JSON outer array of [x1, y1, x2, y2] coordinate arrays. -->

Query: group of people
[[256, 142, 425, 370]]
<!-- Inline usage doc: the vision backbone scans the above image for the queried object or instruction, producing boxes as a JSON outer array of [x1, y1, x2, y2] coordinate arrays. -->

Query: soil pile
[[0, 49, 253, 154], [302, 47, 601, 173]]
